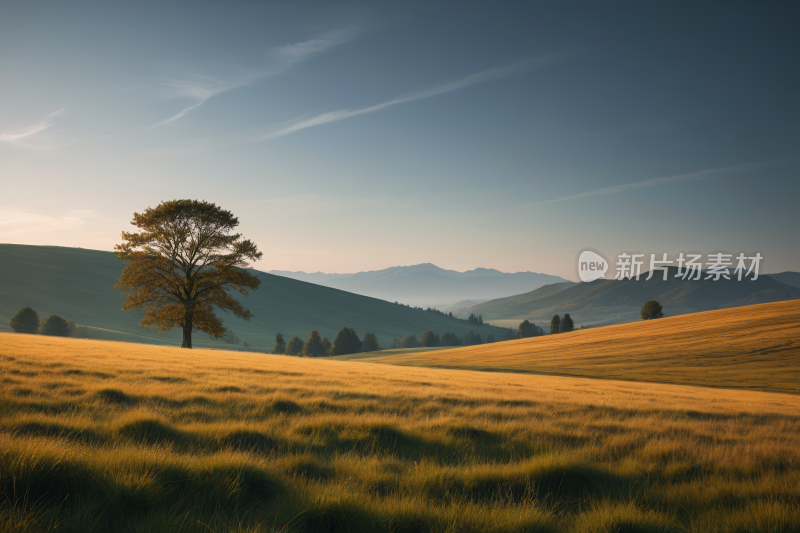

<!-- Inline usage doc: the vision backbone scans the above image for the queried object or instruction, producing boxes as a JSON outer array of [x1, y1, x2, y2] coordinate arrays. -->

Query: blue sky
[[1, 1, 798, 279]]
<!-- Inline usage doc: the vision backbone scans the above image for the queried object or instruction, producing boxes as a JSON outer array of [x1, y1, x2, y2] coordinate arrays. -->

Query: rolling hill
[[355, 300, 800, 394], [455, 267, 800, 326], [0, 244, 505, 350], [269, 263, 569, 307], [768, 271, 800, 289]]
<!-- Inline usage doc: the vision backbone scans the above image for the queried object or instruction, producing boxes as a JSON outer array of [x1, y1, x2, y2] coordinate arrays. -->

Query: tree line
[[391, 329, 497, 348], [272, 327, 382, 357], [517, 314, 578, 338], [9, 307, 91, 338], [395, 302, 492, 327]]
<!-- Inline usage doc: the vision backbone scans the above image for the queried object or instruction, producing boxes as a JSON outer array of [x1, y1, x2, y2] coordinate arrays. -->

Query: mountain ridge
[[456, 267, 800, 327], [268, 263, 569, 306]]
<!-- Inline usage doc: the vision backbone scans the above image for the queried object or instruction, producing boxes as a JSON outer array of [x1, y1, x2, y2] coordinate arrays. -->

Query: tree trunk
[[182, 315, 193, 348]]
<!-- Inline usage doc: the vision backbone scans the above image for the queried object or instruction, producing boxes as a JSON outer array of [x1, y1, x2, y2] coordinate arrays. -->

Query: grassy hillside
[[360, 300, 800, 393], [460, 267, 800, 326], [2, 333, 800, 532], [0, 244, 505, 350], [768, 271, 800, 289]]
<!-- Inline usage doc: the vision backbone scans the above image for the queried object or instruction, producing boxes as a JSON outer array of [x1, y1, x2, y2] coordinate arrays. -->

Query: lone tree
[[114, 200, 262, 348], [273, 333, 286, 354], [362, 332, 381, 352], [10, 307, 40, 333], [640, 300, 664, 320], [561, 313, 575, 333], [550, 314, 561, 334]]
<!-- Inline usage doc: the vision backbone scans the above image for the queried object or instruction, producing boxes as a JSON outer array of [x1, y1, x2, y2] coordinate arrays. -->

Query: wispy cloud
[[513, 161, 780, 209], [262, 60, 551, 140], [0, 109, 65, 145], [274, 28, 357, 63], [152, 76, 247, 128], [152, 29, 357, 128]]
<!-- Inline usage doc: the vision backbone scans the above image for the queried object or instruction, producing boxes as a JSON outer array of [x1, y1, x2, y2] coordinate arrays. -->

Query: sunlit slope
[[2, 333, 800, 531], [0, 244, 502, 349], [363, 300, 800, 393]]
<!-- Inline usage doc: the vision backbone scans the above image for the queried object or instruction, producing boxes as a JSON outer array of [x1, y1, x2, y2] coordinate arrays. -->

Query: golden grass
[[361, 300, 800, 393], [2, 331, 800, 532]]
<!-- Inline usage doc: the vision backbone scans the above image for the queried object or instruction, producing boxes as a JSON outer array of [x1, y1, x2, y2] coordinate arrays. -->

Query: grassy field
[[358, 300, 800, 394], [2, 332, 800, 532]]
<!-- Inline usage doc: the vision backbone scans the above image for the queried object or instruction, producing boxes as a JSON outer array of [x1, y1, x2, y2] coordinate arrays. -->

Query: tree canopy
[[518, 320, 538, 338], [114, 200, 262, 348], [10, 307, 39, 334], [39, 315, 71, 337], [420, 330, 437, 347], [362, 332, 381, 352], [273, 333, 286, 354], [550, 315, 561, 334], [285, 336, 304, 356], [641, 300, 664, 320], [329, 327, 362, 356], [302, 330, 326, 357], [561, 313, 575, 333]]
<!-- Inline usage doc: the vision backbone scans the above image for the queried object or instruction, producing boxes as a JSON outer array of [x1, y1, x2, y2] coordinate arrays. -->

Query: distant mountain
[[268, 263, 569, 307], [0, 245, 506, 349], [767, 272, 800, 289], [442, 299, 490, 312], [458, 267, 800, 327]]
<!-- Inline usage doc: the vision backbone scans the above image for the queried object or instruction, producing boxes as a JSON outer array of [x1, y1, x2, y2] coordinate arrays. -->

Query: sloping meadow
[[1, 333, 800, 532]]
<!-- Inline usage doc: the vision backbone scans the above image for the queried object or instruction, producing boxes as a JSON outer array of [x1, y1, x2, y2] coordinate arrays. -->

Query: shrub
[[10, 307, 40, 333], [641, 300, 664, 320]]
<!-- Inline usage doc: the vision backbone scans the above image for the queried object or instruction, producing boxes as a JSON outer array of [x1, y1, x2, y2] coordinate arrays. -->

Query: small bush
[[641, 300, 664, 320]]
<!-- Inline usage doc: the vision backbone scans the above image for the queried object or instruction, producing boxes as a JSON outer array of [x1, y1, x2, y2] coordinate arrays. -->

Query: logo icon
[[577, 250, 608, 282]]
